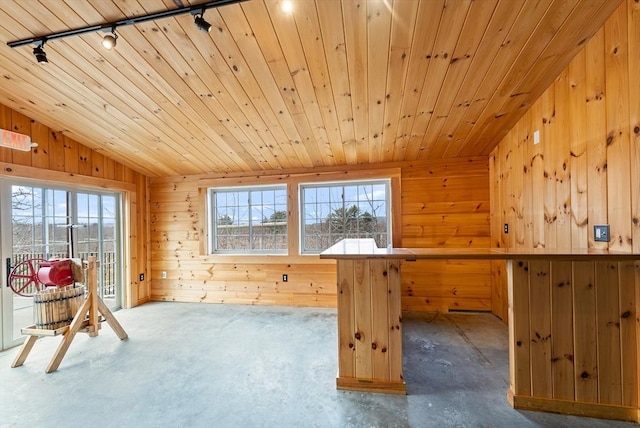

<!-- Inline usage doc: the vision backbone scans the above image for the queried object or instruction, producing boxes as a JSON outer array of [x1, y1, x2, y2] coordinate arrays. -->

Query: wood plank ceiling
[[0, 0, 622, 177]]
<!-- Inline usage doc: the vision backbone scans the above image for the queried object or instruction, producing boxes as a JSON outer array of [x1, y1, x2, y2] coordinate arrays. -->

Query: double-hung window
[[300, 180, 391, 253], [209, 186, 287, 254]]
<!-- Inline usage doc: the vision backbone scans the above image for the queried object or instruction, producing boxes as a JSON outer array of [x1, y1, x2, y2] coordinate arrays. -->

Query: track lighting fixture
[[194, 10, 212, 33], [33, 41, 48, 64], [102, 28, 118, 50], [7, 0, 248, 62]]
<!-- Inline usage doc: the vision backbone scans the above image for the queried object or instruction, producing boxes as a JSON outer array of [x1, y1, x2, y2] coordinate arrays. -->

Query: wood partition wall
[[490, 0, 640, 317], [489, 0, 640, 419], [150, 157, 491, 311], [0, 104, 150, 308]]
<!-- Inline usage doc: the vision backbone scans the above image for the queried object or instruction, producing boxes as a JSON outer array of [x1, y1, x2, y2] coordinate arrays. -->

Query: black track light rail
[[7, 0, 247, 48]]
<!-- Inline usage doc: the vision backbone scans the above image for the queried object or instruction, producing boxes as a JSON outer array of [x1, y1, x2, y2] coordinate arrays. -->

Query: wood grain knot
[[371, 343, 377, 350], [354, 332, 361, 340], [580, 371, 589, 379], [621, 311, 631, 319]]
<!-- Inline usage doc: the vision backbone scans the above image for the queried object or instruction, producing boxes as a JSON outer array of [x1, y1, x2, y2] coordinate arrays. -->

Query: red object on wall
[[37, 259, 74, 287]]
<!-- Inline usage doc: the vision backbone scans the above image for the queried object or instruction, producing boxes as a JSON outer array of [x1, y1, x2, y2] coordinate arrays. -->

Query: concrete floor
[[0, 302, 636, 428]]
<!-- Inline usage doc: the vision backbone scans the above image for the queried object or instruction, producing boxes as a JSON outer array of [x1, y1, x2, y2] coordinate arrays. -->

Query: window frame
[[298, 179, 392, 254], [208, 184, 288, 255]]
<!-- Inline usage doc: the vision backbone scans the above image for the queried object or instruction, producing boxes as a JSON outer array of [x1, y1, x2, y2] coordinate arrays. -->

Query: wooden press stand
[[11, 256, 128, 373]]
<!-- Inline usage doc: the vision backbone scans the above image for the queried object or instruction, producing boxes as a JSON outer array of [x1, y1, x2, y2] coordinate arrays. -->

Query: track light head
[[102, 28, 118, 50], [194, 11, 212, 33], [33, 42, 48, 64]]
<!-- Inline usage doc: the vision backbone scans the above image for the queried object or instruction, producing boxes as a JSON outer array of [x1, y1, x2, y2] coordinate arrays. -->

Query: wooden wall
[[400, 158, 491, 312], [150, 157, 491, 312], [509, 259, 639, 421], [490, 0, 640, 320], [0, 104, 150, 307]]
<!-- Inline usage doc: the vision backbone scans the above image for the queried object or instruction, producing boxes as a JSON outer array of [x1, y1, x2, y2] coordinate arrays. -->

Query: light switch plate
[[594, 225, 610, 242]]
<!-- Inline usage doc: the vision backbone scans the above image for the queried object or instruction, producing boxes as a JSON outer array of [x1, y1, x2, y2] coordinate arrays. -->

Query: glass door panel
[[1, 181, 122, 350]]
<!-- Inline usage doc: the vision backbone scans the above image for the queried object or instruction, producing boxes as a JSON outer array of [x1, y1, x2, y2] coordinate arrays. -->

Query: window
[[300, 180, 390, 253], [7, 183, 123, 309], [209, 186, 287, 254]]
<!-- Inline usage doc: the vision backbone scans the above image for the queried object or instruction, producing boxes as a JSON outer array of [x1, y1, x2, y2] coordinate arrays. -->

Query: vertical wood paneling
[[551, 261, 575, 400], [0, 104, 11, 163], [10, 111, 31, 166], [553, 69, 572, 248], [63, 135, 79, 175], [337, 259, 355, 378], [510, 259, 639, 418], [530, 98, 545, 248], [629, 0, 640, 254], [48, 131, 65, 172], [584, 30, 609, 250], [490, 0, 638, 318], [572, 261, 598, 402], [387, 259, 403, 383], [541, 87, 557, 247], [78, 144, 92, 176], [370, 260, 390, 380], [509, 260, 531, 396], [568, 49, 588, 248], [529, 260, 552, 398], [619, 261, 638, 407], [353, 259, 372, 379], [30, 121, 49, 170], [334, 256, 404, 393], [595, 261, 622, 404], [604, 5, 632, 251], [513, 121, 525, 247]]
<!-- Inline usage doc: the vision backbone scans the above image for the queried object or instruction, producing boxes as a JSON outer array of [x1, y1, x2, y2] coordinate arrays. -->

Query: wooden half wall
[[150, 157, 491, 311], [490, 0, 640, 320], [0, 104, 150, 307]]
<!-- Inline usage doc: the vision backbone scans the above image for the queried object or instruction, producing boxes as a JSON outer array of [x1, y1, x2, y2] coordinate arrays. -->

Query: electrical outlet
[[594, 225, 610, 242], [161, 271, 167, 279], [282, 274, 288, 282], [139, 273, 144, 282], [504, 223, 509, 234]]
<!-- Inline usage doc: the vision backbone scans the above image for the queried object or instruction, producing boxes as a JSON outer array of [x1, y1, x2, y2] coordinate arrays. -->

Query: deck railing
[[9, 252, 117, 297]]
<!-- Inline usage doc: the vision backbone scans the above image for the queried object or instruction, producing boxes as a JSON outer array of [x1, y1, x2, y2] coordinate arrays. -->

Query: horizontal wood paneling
[[150, 157, 491, 311], [401, 157, 491, 312], [490, 0, 640, 322], [0, 104, 150, 307]]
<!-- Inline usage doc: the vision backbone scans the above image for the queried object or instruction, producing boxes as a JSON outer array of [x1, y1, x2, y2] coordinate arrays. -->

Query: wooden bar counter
[[321, 239, 640, 422]]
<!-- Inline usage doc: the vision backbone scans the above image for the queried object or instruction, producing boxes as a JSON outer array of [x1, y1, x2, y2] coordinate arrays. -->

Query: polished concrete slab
[[0, 302, 635, 428]]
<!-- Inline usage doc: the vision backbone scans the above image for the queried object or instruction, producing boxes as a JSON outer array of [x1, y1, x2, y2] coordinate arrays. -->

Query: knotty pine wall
[[150, 157, 491, 311], [401, 158, 491, 312], [489, 0, 640, 320], [0, 104, 150, 307]]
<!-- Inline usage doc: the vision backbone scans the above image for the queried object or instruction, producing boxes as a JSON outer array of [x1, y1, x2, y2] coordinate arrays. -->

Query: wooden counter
[[321, 239, 640, 422]]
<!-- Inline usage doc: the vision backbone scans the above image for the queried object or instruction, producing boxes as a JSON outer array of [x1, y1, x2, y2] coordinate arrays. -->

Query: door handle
[[6, 257, 12, 287]]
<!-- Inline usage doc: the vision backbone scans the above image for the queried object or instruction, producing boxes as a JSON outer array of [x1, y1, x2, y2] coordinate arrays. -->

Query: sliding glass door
[[0, 180, 122, 350]]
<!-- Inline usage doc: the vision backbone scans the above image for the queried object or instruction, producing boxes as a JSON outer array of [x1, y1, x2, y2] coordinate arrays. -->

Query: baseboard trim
[[337, 376, 406, 395], [507, 388, 639, 423]]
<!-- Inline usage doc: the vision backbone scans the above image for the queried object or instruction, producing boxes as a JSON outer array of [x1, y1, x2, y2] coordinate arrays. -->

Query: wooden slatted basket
[[33, 287, 85, 330]]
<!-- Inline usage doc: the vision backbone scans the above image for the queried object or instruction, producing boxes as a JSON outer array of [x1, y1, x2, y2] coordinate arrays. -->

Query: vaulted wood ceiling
[[0, 0, 622, 177]]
